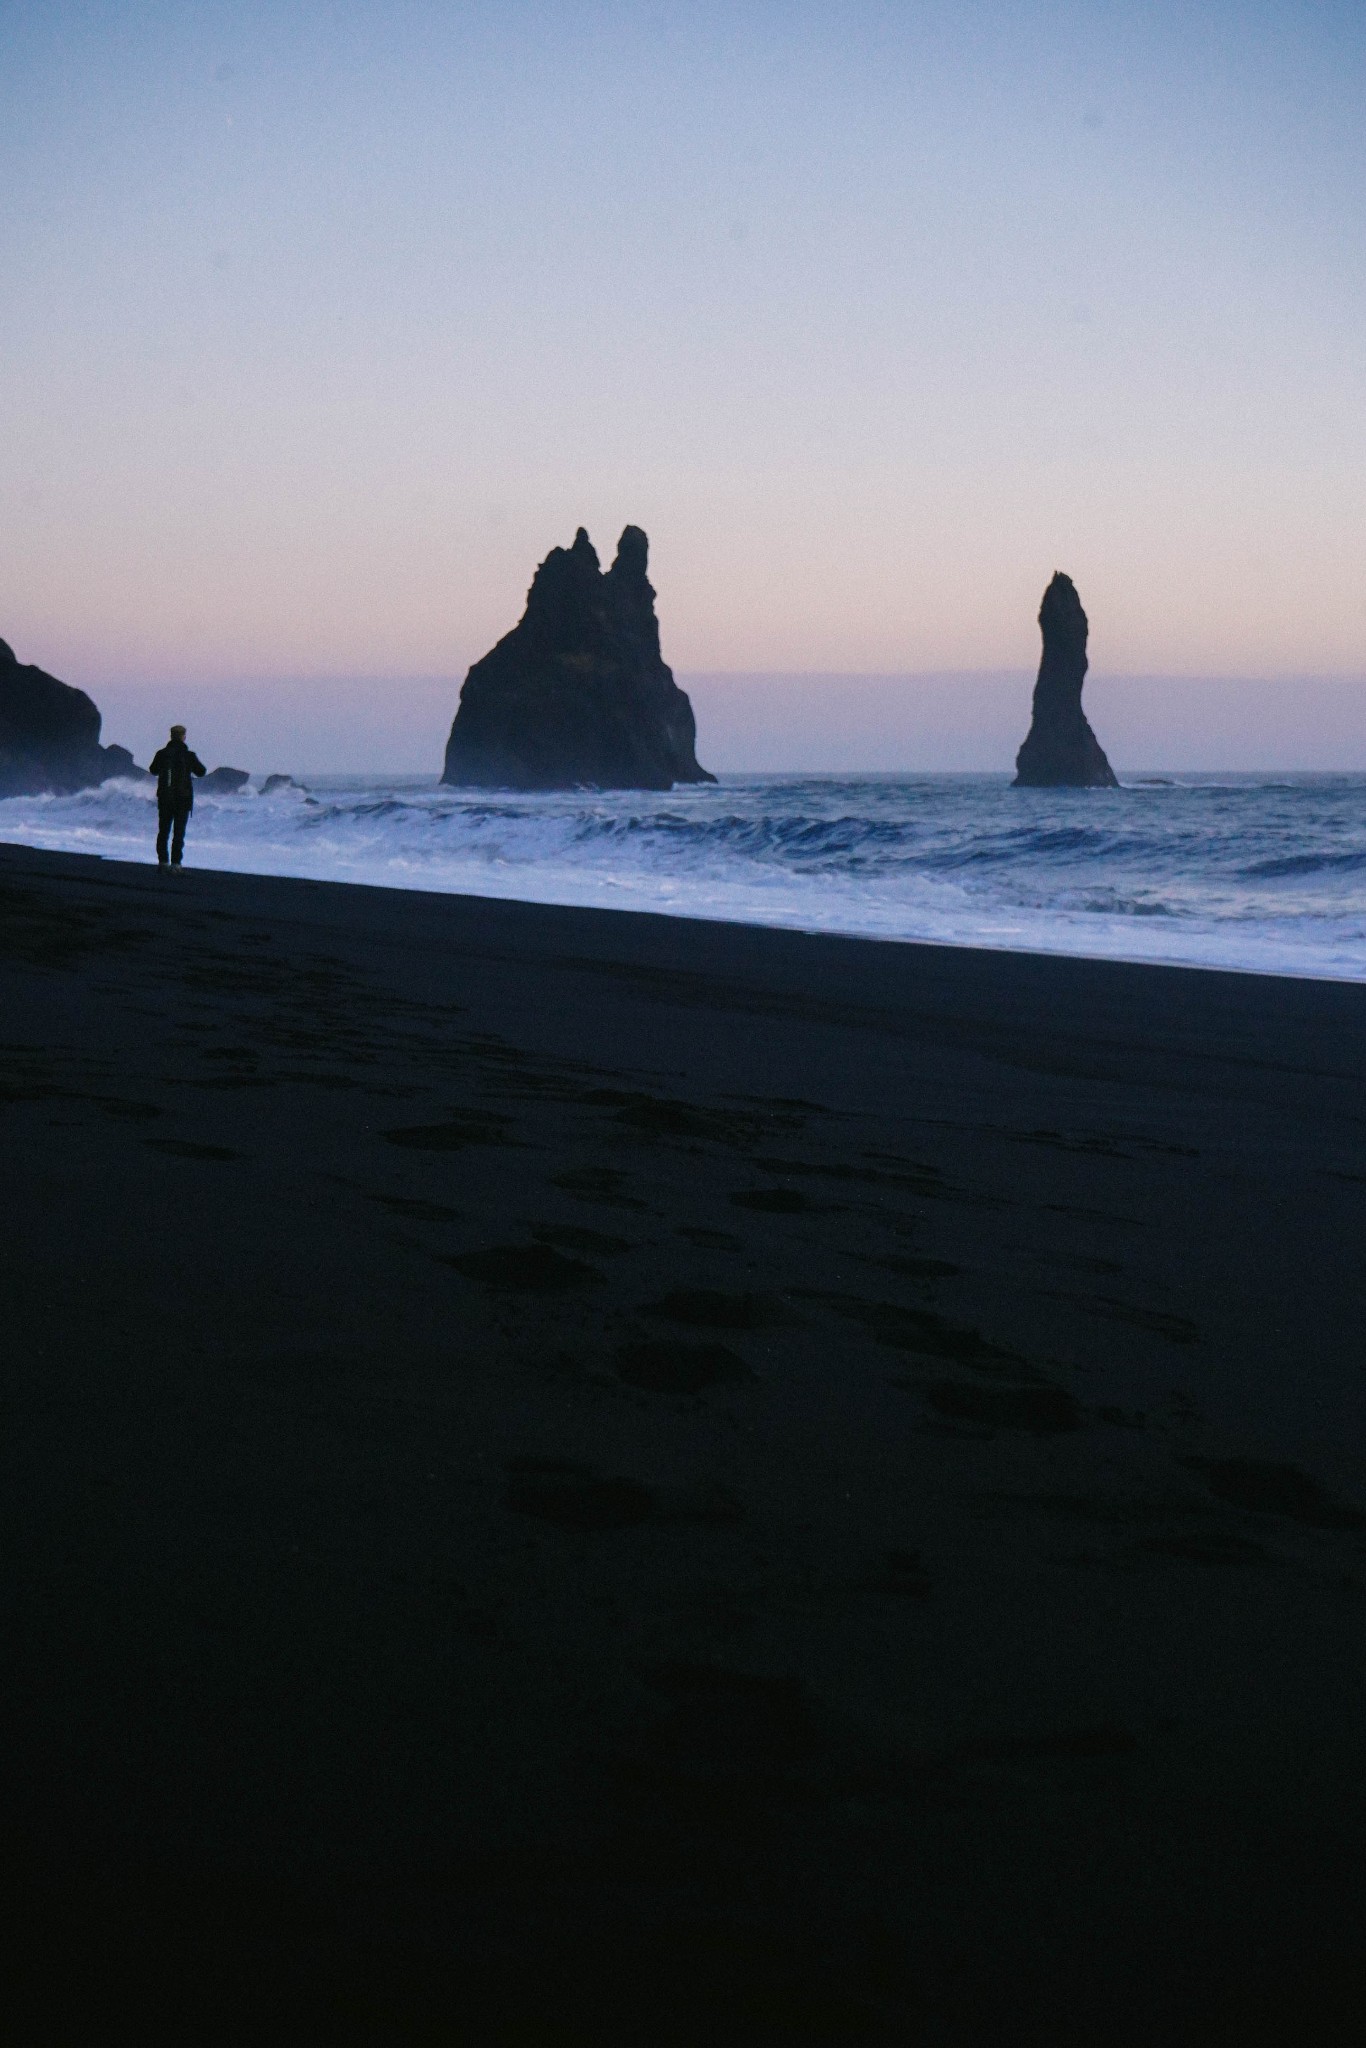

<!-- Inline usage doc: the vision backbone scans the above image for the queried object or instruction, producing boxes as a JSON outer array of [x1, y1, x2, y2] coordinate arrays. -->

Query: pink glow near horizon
[[66, 668, 1366, 781]]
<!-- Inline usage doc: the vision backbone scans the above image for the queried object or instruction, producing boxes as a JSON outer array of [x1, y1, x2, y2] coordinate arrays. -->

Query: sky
[[2, 0, 1364, 771]]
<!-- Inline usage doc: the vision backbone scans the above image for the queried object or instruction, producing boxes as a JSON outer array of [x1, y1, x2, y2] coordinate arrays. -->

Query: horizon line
[[80, 666, 1366, 689]]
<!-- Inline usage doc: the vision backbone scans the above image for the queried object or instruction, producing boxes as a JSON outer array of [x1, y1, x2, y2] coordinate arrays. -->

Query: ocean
[[6, 770, 1366, 982]]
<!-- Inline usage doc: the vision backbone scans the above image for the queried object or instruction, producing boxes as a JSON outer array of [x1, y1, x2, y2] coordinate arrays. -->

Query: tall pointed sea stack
[[0, 638, 139, 797], [1012, 573, 1117, 788], [441, 526, 715, 791]]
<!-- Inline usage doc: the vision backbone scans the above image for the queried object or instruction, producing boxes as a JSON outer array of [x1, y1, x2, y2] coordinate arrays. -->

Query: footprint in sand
[[644, 1288, 774, 1330], [921, 1380, 1082, 1433], [503, 1456, 655, 1530], [533, 1223, 634, 1256], [614, 1339, 750, 1394], [383, 1113, 514, 1151], [144, 1137, 240, 1161], [1188, 1457, 1366, 1529], [450, 1244, 604, 1292]]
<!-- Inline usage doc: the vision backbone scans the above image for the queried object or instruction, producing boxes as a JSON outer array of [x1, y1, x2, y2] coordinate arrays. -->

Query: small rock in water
[[201, 766, 250, 794]]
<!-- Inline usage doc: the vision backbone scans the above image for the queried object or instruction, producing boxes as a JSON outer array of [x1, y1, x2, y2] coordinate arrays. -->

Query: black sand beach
[[3, 841, 1365, 2044]]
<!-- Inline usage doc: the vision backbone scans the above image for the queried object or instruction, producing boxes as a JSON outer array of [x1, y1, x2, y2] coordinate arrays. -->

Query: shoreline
[[5, 760, 1366, 987], [5, 832, 1366, 989], [4, 840, 1366, 2041]]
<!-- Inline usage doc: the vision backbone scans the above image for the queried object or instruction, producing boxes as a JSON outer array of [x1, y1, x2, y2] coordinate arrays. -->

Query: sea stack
[[1012, 574, 1117, 789], [0, 638, 139, 797], [442, 527, 715, 791]]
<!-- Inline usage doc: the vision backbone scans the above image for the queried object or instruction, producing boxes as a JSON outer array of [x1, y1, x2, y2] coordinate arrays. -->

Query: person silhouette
[[148, 724, 206, 868]]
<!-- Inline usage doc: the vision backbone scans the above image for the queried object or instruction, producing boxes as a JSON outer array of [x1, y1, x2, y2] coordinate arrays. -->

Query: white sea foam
[[5, 771, 1366, 981]]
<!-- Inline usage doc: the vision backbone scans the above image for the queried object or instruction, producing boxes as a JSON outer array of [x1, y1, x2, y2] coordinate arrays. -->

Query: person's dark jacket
[[149, 740, 206, 811]]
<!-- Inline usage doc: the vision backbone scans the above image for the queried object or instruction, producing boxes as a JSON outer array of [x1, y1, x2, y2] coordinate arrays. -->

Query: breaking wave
[[5, 769, 1366, 981]]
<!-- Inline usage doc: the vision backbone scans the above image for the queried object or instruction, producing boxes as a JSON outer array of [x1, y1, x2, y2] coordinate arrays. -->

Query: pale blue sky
[[2, 1, 1363, 767]]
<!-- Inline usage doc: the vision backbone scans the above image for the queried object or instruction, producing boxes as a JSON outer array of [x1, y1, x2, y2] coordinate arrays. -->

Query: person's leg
[[156, 801, 172, 864], [171, 807, 189, 866]]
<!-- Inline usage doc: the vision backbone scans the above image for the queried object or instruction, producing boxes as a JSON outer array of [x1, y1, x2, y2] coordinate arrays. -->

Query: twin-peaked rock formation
[[1013, 573, 1117, 788], [442, 527, 714, 792]]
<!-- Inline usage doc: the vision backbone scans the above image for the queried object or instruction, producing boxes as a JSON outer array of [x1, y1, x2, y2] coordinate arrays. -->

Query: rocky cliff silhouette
[[442, 527, 715, 791], [1013, 574, 1117, 788], [0, 639, 139, 797]]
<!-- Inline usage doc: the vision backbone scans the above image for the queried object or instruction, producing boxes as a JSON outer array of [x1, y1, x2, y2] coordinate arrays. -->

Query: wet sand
[[3, 840, 1365, 2043]]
